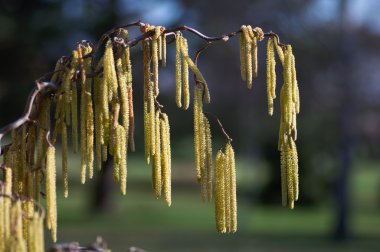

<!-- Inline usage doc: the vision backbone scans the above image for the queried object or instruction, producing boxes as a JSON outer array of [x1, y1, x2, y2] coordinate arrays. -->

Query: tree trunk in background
[[334, 0, 355, 240]]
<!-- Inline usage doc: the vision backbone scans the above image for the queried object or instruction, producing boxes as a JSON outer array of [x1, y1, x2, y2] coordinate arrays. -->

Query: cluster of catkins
[[239, 26, 300, 209], [0, 167, 45, 252], [0, 22, 301, 249]]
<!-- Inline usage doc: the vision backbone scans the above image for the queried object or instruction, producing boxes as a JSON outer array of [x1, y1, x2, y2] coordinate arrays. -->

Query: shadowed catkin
[[240, 25, 247, 82], [149, 82, 156, 156], [7, 200, 27, 252], [175, 32, 182, 108], [61, 122, 68, 197], [215, 150, 226, 233], [162, 32, 167, 67], [199, 115, 207, 202], [128, 86, 135, 152], [45, 146, 57, 242], [86, 92, 94, 179]]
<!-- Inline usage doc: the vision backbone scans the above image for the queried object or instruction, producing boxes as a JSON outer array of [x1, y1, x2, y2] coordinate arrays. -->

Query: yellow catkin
[[153, 110, 162, 198], [175, 32, 182, 108], [274, 38, 285, 66], [226, 143, 237, 233], [182, 37, 189, 109], [78, 47, 88, 184], [162, 32, 167, 67], [9, 200, 27, 252], [205, 116, 213, 202], [158, 28, 162, 61], [161, 114, 171, 206], [215, 151, 226, 233], [149, 82, 156, 156], [144, 100, 151, 165], [224, 147, 231, 232], [104, 40, 118, 102], [241, 25, 252, 88], [199, 115, 207, 202], [94, 76, 103, 171], [193, 86, 201, 181], [247, 25, 258, 79], [36, 213, 45, 252], [266, 37, 276, 116], [86, 92, 94, 179], [27, 125, 36, 166], [284, 46, 293, 133], [46, 146, 57, 242], [4, 167, 12, 241], [117, 50, 130, 146], [153, 27, 160, 96], [24, 173, 34, 249], [72, 79, 78, 154], [240, 25, 247, 82], [119, 125, 127, 195], [291, 53, 300, 115], [128, 87, 135, 152]]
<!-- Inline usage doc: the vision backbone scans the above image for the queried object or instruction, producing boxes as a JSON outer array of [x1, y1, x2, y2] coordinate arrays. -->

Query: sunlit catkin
[[274, 37, 285, 66], [161, 114, 172, 206], [118, 125, 127, 195], [153, 27, 160, 95], [193, 86, 202, 181], [215, 150, 226, 233], [247, 25, 258, 80], [46, 146, 57, 242], [104, 39, 118, 102], [4, 167, 12, 241], [86, 92, 94, 179], [8, 200, 27, 252], [199, 115, 207, 202], [205, 116, 213, 202], [266, 37, 276, 116], [182, 37, 190, 109], [128, 86, 135, 152], [175, 32, 182, 108], [226, 143, 237, 233], [241, 25, 252, 88], [153, 111, 162, 198], [149, 82, 156, 156]]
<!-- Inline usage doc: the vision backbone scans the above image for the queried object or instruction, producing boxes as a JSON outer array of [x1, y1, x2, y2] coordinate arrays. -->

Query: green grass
[[45, 155, 380, 251]]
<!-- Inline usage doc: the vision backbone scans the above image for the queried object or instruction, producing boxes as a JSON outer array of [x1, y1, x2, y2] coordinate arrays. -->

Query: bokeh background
[[1, 0, 380, 251]]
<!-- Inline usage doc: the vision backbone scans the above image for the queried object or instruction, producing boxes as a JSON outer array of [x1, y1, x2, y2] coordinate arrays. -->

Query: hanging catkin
[[45, 146, 57, 242], [182, 37, 190, 110], [162, 32, 167, 67], [215, 150, 226, 233], [161, 114, 171, 207], [118, 125, 127, 195], [266, 37, 276, 116], [199, 114, 207, 202], [241, 25, 252, 88], [153, 27, 160, 96], [78, 46, 87, 183], [175, 32, 182, 108], [86, 91, 94, 179], [193, 86, 202, 181], [61, 122, 68, 198], [247, 25, 258, 80], [153, 110, 162, 198], [204, 117, 213, 202], [104, 40, 118, 102], [7, 200, 27, 252], [240, 25, 247, 82], [226, 143, 237, 233]]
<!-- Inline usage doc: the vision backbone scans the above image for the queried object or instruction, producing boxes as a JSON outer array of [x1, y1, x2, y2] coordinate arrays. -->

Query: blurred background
[[1, 0, 380, 251]]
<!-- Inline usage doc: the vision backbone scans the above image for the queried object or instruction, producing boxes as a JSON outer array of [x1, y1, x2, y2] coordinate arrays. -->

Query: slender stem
[[203, 112, 232, 143]]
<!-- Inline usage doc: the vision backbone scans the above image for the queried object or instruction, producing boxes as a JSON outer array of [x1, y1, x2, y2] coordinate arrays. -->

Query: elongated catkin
[[240, 25, 247, 82], [193, 86, 201, 181], [215, 150, 226, 233], [205, 116, 213, 202], [45, 146, 57, 242], [153, 111, 162, 198], [175, 32, 182, 108], [226, 143, 237, 233]]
